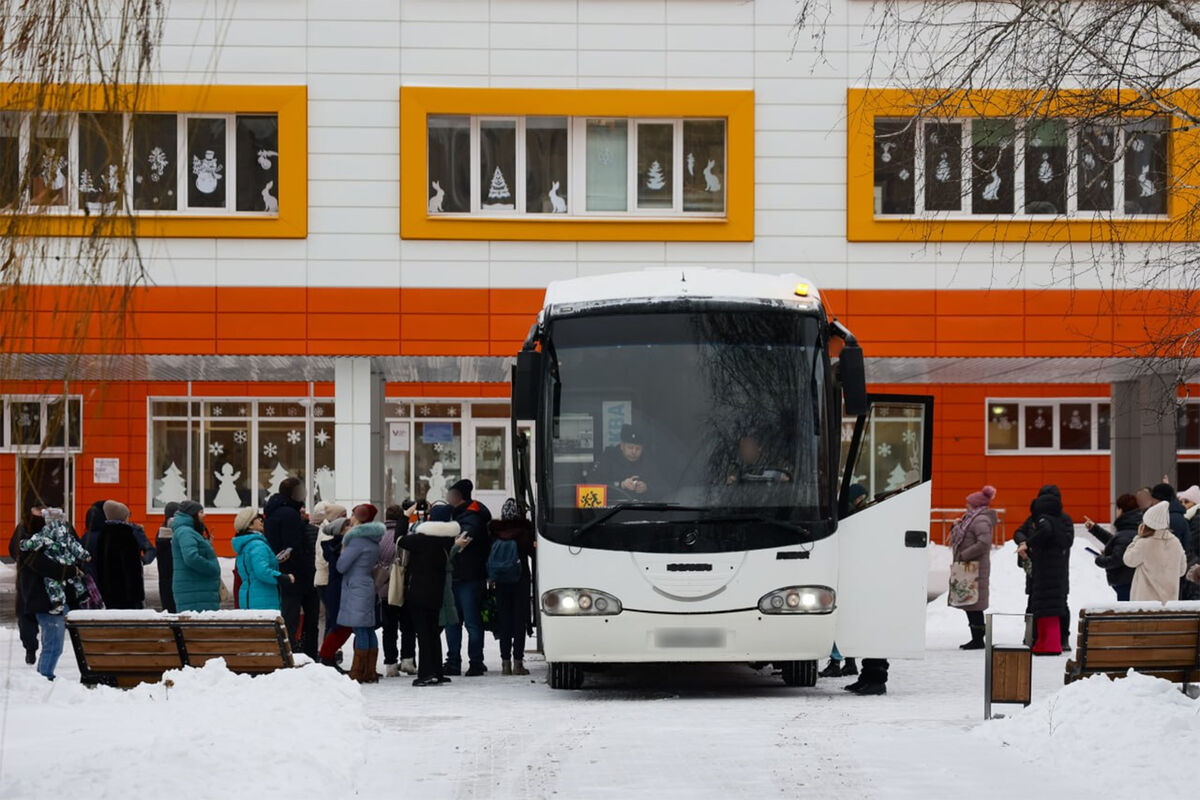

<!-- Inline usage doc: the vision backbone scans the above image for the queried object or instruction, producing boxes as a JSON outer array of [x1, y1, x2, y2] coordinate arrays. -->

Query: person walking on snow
[[233, 507, 293, 610], [948, 485, 996, 650], [171, 501, 221, 612], [338, 504, 385, 683], [1085, 493, 1141, 601], [1124, 500, 1187, 603], [17, 508, 89, 680], [489, 498, 535, 676]]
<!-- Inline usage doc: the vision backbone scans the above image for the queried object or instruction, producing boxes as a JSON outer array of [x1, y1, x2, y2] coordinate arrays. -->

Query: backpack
[[487, 539, 522, 584]]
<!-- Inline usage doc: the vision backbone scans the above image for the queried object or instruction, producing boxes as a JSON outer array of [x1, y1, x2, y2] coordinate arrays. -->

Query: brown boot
[[347, 650, 365, 682], [361, 648, 380, 684], [512, 660, 530, 676]]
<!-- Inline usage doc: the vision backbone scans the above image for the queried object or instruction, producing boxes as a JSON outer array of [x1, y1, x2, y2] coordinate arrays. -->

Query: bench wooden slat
[[1079, 619, 1200, 636], [74, 627, 179, 643], [84, 654, 186, 670], [1084, 632, 1200, 648], [1081, 647, 1198, 668], [180, 627, 286, 642], [190, 654, 293, 669], [77, 640, 181, 656]]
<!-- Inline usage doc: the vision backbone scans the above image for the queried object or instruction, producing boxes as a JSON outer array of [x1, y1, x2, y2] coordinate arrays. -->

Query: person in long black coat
[[264, 477, 319, 659], [1021, 488, 1074, 654], [399, 504, 462, 686], [9, 508, 44, 664], [1014, 484, 1073, 649], [97, 501, 147, 609], [156, 502, 179, 612]]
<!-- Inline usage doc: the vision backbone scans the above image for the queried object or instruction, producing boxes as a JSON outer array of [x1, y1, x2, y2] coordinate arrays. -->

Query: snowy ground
[[1, 533, 1196, 799]]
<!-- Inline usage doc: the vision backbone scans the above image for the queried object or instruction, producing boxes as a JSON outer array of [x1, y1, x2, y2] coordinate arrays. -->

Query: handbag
[[218, 579, 232, 605], [948, 561, 980, 607], [388, 550, 408, 607], [82, 574, 104, 610]]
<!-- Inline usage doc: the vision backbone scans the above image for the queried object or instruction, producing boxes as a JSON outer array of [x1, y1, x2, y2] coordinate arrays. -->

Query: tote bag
[[948, 561, 980, 607], [388, 549, 408, 607]]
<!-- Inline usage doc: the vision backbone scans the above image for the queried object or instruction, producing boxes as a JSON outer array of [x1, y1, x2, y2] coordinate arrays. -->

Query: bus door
[[834, 394, 933, 659]]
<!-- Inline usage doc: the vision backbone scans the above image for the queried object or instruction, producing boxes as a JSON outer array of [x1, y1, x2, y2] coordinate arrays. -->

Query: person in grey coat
[[948, 485, 996, 650], [337, 504, 384, 683]]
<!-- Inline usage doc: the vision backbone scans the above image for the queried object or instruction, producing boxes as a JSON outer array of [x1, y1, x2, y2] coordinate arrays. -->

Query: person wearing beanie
[[314, 503, 347, 590], [156, 502, 180, 612], [232, 507, 292, 610], [488, 498, 536, 675], [353, 503, 379, 523], [264, 476, 319, 659], [947, 486, 996, 651], [401, 502, 465, 686], [170, 501, 221, 611], [1017, 485, 1074, 656], [336, 513, 386, 683], [1086, 493, 1142, 601], [1149, 482, 1191, 553], [444, 480, 493, 677], [379, 504, 412, 678], [1124, 500, 1188, 603], [97, 500, 146, 609]]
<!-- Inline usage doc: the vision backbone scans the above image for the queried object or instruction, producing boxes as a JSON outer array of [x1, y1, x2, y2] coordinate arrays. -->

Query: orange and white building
[[0, 0, 1193, 553]]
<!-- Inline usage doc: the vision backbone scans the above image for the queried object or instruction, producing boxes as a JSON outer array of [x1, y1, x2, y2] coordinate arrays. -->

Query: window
[[872, 116, 1169, 218], [0, 395, 82, 453], [1177, 400, 1200, 452], [425, 114, 725, 218], [985, 399, 1111, 454]]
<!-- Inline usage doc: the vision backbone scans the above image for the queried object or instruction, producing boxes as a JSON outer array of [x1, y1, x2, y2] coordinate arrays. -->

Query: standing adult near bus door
[[444, 479, 492, 677], [948, 486, 996, 650], [489, 498, 535, 676], [845, 659, 888, 696]]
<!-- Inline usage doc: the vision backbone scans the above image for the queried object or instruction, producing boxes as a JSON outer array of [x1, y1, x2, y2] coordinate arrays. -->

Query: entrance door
[[17, 456, 74, 526], [834, 395, 933, 659], [469, 422, 511, 517]]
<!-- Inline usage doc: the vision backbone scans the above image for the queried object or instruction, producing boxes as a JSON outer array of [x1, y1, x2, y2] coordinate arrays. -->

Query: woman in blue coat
[[232, 507, 293, 610], [337, 504, 385, 683], [171, 501, 221, 612]]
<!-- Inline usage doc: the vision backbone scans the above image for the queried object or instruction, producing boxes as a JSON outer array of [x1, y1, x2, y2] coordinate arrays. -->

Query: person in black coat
[[97, 501, 147, 609], [79, 500, 107, 582], [156, 502, 179, 612], [1150, 483, 1190, 550], [9, 508, 45, 664], [399, 504, 463, 686], [264, 477, 320, 659], [1086, 493, 1141, 601], [445, 479, 492, 677], [1013, 484, 1073, 649], [1021, 487, 1074, 655]]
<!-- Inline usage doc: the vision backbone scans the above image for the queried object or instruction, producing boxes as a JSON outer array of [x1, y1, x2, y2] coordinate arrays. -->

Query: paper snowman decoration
[[192, 149, 223, 194]]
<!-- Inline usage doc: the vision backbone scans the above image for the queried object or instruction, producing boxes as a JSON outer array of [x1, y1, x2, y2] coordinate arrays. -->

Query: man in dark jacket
[[1150, 483, 1190, 550], [264, 477, 319, 659], [1086, 493, 1141, 601], [400, 504, 460, 686], [444, 479, 492, 677], [156, 502, 179, 612], [9, 508, 44, 664], [97, 501, 147, 609]]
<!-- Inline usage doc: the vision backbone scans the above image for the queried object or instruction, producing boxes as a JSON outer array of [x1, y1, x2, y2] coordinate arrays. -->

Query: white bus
[[511, 268, 932, 689]]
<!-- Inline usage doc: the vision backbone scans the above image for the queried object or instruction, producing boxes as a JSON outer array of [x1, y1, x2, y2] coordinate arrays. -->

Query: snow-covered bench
[[66, 610, 295, 688], [1065, 603, 1200, 689]]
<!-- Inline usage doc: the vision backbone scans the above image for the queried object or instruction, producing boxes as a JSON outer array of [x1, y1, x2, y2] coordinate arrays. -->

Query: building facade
[[0, 0, 1193, 554]]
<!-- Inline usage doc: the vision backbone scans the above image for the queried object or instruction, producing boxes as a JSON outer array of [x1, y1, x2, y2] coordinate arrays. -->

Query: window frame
[[0, 394, 83, 455], [984, 398, 1111, 455]]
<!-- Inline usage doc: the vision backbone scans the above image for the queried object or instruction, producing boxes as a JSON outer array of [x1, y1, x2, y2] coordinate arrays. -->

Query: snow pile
[[0, 660, 372, 799], [66, 609, 284, 622], [979, 671, 1200, 795]]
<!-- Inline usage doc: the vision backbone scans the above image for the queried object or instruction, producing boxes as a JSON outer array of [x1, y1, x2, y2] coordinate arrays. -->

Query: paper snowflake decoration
[[265, 406, 276, 416], [212, 405, 223, 416], [209, 442, 225, 456], [263, 442, 278, 458], [448, 407, 459, 417], [17, 412, 31, 427], [419, 405, 432, 417], [314, 428, 330, 447], [877, 442, 893, 458], [286, 430, 302, 445], [238, 406, 247, 416], [233, 430, 247, 444], [314, 406, 325, 418], [287, 406, 298, 416], [433, 442, 446, 453], [901, 430, 917, 445]]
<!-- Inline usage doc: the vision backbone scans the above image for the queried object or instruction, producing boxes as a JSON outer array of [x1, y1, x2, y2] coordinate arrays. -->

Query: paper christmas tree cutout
[[646, 161, 666, 190], [488, 167, 511, 200], [884, 462, 908, 491], [155, 461, 188, 506], [266, 462, 291, 498]]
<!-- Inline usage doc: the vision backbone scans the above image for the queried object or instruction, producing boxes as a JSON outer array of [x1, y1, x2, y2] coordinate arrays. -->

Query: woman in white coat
[[1124, 500, 1187, 603]]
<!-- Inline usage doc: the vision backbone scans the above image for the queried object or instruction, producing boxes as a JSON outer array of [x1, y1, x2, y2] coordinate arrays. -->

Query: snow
[[66, 609, 283, 623], [542, 267, 821, 309], [1, 530, 1196, 798]]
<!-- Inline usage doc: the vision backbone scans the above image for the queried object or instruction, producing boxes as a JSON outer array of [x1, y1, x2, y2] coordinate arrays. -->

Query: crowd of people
[[8, 477, 535, 686]]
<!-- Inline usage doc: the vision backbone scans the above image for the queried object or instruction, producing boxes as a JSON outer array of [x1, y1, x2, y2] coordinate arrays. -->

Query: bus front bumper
[[540, 608, 837, 663]]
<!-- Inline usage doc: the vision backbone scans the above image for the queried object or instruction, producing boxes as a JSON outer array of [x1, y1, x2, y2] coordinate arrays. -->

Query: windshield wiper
[[574, 502, 706, 538], [683, 512, 812, 538]]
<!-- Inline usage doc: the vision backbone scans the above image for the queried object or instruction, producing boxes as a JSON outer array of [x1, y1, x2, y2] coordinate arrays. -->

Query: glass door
[[17, 456, 74, 526], [469, 422, 511, 517]]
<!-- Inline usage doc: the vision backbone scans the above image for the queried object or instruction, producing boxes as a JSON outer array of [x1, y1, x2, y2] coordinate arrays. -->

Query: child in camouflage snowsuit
[[20, 509, 89, 614]]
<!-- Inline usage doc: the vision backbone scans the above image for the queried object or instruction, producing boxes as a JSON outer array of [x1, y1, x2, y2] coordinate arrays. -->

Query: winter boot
[[848, 681, 886, 696], [384, 662, 400, 678], [465, 661, 487, 677], [321, 656, 348, 675], [412, 675, 440, 687], [1031, 616, 1063, 656], [399, 658, 417, 675], [347, 650, 365, 682], [818, 659, 843, 678], [512, 659, 530, 676], [362, 648, 381, 683], [502, 660, 513, 676], [960, 626, 986, 650], [442, 660, 462, 676], [24, 649, 36, 666], [839, 658, 858, 676]]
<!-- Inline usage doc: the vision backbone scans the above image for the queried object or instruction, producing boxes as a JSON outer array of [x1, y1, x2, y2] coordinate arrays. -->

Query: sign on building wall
[[93, 457, 120, 484], [388, 422, 410, 452]]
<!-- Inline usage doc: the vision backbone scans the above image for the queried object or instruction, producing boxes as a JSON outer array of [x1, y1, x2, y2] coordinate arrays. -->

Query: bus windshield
[[542, 309, 831, 549]]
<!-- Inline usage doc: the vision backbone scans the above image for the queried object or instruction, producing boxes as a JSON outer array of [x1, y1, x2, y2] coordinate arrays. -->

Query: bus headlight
[[757, 586, 836, 615], [542, 588, 623, 616]]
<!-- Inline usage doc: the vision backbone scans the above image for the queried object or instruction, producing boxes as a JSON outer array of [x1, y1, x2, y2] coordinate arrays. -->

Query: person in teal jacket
[[232, 507, 293, 610], [171, 501, 221, 612]]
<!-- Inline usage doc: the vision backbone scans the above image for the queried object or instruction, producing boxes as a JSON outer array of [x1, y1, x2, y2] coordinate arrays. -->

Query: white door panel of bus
[[834, 395, 933, 659]]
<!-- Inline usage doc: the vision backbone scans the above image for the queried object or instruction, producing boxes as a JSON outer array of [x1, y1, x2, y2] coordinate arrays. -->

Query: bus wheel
[[548, 662, 584, 690], [781, 660, 818, 687]]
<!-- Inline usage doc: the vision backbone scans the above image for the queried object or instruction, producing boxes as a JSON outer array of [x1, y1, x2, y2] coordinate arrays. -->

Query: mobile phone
[[276, 547, 293, 562], [1085, 546, 1100, 557]]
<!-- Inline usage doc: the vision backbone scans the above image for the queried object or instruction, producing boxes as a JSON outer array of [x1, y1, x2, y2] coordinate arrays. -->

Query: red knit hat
[[352, 503, 378, 523], [966, 485, 996, 508]]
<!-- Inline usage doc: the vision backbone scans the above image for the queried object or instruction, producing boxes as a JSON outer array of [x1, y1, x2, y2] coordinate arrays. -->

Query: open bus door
[[834, 394, 933, 659]]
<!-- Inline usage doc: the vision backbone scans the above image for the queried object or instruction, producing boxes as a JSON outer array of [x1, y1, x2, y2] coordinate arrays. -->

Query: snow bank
[[67, 609, 283, 622], [1082, 600, 1200, 613], [0, 660, 371, 799], [979, 671, 1200, 795]]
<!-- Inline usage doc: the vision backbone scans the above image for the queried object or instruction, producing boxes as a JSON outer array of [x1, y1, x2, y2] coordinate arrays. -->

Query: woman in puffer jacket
[[232, 507, 293, 610], [337, 504, 385, 683], [948, 486, 996, 650], [171, 501, 221, 612], [1124, 500, 1187, 603]]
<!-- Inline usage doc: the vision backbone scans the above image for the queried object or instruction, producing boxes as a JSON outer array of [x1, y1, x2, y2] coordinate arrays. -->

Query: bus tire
[[549, 662, 584, 690], [781, 660, 817, 687]]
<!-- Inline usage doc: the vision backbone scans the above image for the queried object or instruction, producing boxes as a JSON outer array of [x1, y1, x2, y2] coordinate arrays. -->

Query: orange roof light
[[794, 283, 810, 297]]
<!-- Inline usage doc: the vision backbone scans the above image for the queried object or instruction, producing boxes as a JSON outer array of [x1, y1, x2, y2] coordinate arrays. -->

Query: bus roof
[[542, 268, 822, 309]]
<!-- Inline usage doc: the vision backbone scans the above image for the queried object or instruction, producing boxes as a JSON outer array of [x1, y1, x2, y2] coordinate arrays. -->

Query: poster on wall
[[602, 401, 632, 448], [388, 422, 410, 452], [421, 422, 454, 445], [93, 457, 120, 484]]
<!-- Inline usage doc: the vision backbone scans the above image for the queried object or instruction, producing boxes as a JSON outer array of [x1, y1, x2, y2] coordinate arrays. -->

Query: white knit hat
[[1143, 500, 1171, 532], [1179, 485, 1200, 507], [233, 506, 260, 534]]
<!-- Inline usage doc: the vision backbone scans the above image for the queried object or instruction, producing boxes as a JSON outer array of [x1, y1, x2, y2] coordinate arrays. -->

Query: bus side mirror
[[840, 344, 868, 416], [513, 350, 543, 420]]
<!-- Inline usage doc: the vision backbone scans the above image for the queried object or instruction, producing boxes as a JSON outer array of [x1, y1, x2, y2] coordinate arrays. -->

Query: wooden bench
[[1064, 605, 1200, 689], [66, 610, 294, 688]]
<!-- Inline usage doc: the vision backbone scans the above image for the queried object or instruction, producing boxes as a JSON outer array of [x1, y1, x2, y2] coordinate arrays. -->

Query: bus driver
[[726, 432, 792, 485], [590, 424, 659, 498]]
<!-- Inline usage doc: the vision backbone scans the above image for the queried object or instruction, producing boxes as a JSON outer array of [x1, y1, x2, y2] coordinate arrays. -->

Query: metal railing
[[930, 507, 1008, 547]]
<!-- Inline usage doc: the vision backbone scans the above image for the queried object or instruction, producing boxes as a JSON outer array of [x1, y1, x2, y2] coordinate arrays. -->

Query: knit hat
[[233, 506, 260, 534], [1143, 500, 1171, 531], [353, 503, 378, 523], [323, 503, 347, 521], [965, 485, 996, 509], [501, 498, 521, 521], [1179, 485, 1200, 507], [310, 501, 329, 525], [429, 503, 454, 523], [42, 507, 67, 524], [1151, 483, 1177, 503], [103, 500, 131, 522], [163, 501, 181, 522], [449, 479, 474, 501], [178, 500, 204, 520]]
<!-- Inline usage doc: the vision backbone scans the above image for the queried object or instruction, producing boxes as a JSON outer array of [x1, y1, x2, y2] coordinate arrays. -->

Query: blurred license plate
[[655, 628, 726, 648]]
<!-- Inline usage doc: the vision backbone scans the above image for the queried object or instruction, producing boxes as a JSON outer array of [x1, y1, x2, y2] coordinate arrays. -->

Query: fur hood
[[343, 521, 385, 544], [413, 520, 461, 538]]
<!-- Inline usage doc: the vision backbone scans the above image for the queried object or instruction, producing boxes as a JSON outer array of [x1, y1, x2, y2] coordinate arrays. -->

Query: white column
[[333, 357, 385, 509]]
